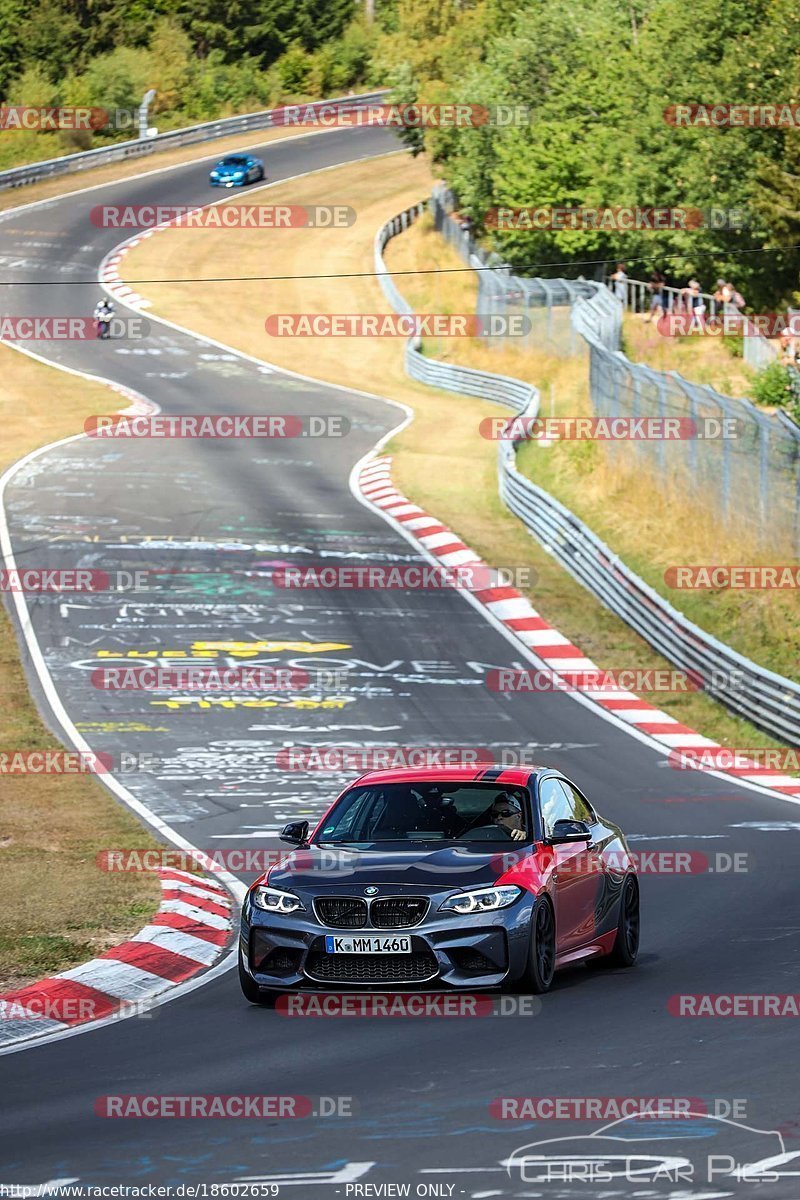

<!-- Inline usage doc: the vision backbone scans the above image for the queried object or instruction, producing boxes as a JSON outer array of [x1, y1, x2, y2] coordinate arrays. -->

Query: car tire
[[256, 167, 265, 181], [597, 875, 639, 969], [238, 956, 276, 1006], [519, 896, 556, 994]]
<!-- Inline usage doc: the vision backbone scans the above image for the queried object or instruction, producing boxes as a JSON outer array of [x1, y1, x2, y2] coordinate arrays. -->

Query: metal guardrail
[[374, 201, 800, 746], [375, 208, 538, 415], [0, 90, 390, 192]]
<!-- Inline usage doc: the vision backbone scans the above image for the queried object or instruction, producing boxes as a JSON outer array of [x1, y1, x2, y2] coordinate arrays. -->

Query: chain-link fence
[[376, 198, 800, 745], [431, 186, 800, 552]]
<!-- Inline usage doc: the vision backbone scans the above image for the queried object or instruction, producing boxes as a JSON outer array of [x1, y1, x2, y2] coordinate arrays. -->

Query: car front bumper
[[239, 891, 536, 992]]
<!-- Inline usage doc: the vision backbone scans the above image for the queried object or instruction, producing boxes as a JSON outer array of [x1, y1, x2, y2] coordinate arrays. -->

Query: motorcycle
[[94, 310, 114, 339]]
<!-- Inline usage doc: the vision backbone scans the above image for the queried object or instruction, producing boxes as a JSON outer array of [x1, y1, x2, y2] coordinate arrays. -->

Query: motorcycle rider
[[93, 297, 115, 339]]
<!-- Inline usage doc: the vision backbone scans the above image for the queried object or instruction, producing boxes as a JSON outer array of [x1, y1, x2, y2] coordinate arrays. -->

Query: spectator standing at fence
[[610, 262, 628, 305], [459, 213, 473, 243], [680, 278, 706, 325], [644, 267, 666, 323], [714, 278, 744, 314], [779, 326, 798, 367]]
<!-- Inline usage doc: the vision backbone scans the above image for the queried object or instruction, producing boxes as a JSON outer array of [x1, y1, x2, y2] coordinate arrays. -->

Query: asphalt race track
[[0, 125, 799, 1196]]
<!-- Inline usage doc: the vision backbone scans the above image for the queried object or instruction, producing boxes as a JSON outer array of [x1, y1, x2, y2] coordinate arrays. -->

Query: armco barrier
[[374, 201, 800, 746], [375, 208, 538, 417], [0, 91, 389, 192]]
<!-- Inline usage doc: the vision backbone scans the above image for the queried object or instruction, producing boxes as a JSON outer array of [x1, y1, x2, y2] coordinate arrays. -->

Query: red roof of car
[[349, 765, 544, 787]]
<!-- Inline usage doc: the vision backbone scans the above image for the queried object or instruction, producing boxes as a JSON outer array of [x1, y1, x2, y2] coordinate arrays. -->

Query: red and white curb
[[100, 230, 158, 310], [357, 455, 800, 798], [0, 869, 234, 1047]]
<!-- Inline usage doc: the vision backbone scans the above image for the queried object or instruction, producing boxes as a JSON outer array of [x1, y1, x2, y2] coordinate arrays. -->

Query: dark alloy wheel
[[520, 897, 556, 993], [600, 875, 640, 968]]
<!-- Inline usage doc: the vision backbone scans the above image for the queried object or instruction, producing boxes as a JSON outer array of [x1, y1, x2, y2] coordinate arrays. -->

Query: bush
[[749, 361, 795, 408], [275, 42, 313, 94]]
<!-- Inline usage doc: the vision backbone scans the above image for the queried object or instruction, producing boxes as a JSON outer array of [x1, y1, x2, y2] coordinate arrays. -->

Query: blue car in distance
[[209, 153, 265, 187]]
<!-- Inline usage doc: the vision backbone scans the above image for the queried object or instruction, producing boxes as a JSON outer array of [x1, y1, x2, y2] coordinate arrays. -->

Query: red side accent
[[495, 847, 548, 894]]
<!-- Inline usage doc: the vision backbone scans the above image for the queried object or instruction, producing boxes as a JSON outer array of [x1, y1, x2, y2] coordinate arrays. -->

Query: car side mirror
[[549, 819, 592, 844], [280, 820, 309, 847]]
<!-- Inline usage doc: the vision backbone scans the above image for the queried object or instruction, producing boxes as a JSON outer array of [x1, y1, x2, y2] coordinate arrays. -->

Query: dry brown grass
[[121, 152, 786, 750], [622, 312, 756, 399], [0, 346, 162, 990]]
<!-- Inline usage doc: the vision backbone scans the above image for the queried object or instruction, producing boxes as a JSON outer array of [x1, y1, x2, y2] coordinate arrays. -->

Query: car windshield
[[220, 156, 248, 166], [316, 782, 529, 844]]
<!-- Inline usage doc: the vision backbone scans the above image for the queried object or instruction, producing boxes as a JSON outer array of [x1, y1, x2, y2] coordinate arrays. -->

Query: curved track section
[[0, 125, 798, 1195]]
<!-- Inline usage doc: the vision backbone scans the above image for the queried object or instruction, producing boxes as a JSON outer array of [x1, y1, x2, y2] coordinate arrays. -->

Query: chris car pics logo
[[506, 1113, 796, 1188]]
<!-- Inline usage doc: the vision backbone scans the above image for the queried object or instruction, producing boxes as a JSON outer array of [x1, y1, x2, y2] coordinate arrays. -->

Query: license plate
[[324, 935, 412, 954]]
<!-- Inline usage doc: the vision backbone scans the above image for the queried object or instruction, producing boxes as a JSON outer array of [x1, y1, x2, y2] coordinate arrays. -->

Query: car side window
[[538, 778, 573, 837], [557, 780, 596, 825]]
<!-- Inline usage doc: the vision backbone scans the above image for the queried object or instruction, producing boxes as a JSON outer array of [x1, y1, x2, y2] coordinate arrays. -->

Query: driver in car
[[489, 792, 527, 841]]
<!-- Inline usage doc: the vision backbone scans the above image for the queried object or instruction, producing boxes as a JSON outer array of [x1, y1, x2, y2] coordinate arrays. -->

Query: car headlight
[[439, 885, 522, 915], [210, 171, 219, 178], [251, 885, 305, 914]]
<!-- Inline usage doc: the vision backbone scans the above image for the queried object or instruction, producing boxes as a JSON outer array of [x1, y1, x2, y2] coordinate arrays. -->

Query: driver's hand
[[509, 828, 526, 841]]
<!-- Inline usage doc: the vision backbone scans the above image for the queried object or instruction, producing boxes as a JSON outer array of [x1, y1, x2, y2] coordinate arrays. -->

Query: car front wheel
[[519, 896, 556, 994], [238, 955, 276, 1006]]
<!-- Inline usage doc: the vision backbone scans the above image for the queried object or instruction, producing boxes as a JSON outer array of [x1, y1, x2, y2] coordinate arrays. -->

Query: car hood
[[214, 165, 245, 175], [267, 843, 527, 892]]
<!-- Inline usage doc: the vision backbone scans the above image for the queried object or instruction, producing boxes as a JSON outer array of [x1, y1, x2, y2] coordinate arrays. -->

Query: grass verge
[[0, 346, 163, 990], [120, 152, 788, 753], [621, 312, 756, 400]]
